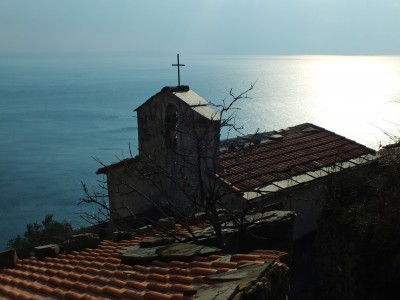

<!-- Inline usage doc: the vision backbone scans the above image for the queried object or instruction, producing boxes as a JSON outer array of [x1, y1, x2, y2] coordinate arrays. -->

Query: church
[[97, 85, 240, 224], [97, 57, 376, 239]]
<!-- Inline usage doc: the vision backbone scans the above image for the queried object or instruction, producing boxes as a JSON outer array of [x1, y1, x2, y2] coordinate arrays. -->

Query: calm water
[[1, 53, 400, 247]]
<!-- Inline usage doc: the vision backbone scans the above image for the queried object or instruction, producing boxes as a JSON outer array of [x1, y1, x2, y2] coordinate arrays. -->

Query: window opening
[[165, 104, 179, 148]]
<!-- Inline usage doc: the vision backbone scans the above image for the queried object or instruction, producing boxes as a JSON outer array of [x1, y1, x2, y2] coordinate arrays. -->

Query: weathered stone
[[224, 210, 295, 254], [198, 227, 216, 236], [199, 261, 289, 299], [140, 237, 175, 248], [112, 231, 134, 242], [34, 244, 60, 259], [157, 217, 175, 230], [212, 255, 232, 262], [194, 227, 218, 246], [206, 263, 271, 282], [245, 210, 296, 226], [63, 233, 100, 252], [195, 227, 217, 242], [156, 243, 221, 260], [194, 283, 238, 300], [136, 225, 153, 234], [156, 243, 198, 259], [237, 262, 290, 300], [120, 245, 162, 265], [197, 245, 222, 256], [0, 249, 17, 268]]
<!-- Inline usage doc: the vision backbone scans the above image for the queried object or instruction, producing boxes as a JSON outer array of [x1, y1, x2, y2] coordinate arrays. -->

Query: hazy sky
[[1, 0, 399, 55]]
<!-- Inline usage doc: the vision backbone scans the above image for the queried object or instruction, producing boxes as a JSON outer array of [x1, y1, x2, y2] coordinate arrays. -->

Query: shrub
[[8, 214, 73, 258]]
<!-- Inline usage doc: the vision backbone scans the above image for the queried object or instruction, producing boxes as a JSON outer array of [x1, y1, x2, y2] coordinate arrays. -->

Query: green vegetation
[[8, 214, 73, 259], [324, 151, 400, 237], [318, 148, 400, 299]]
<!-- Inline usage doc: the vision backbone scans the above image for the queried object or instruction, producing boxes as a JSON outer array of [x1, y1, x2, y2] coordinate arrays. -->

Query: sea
[[1, 53, 400, 248]]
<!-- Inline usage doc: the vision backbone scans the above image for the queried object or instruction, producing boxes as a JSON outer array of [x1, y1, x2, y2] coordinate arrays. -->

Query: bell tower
[[135, 86, 220, 167]]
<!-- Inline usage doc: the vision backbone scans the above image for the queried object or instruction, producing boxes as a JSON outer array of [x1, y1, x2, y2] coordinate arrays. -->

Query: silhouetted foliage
[[8, 214, 73, 258], [316, 149, 400, 299]]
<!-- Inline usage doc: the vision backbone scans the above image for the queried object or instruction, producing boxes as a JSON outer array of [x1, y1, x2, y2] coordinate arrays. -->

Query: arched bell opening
[[164, 104, 179, 149]]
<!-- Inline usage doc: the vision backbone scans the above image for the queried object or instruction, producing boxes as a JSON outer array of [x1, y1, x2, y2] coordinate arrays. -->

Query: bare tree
[[80, 84, 275, 247]]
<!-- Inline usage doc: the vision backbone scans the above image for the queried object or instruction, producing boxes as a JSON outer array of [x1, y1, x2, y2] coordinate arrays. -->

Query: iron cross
[[172, 54, 185, 86]]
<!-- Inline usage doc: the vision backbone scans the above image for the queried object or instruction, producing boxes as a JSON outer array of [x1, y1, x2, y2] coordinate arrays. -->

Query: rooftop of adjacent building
[[0, 218, 290, 300], [218, 122, 376, 196]]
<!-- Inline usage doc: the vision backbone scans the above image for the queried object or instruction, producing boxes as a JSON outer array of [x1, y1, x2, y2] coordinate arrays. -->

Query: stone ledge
[[0, 249, 17, 268], [34, 244, 60, 259]]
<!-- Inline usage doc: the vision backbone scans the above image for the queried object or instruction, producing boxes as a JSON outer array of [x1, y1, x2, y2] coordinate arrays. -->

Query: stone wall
[[250, 179, 326, 240]]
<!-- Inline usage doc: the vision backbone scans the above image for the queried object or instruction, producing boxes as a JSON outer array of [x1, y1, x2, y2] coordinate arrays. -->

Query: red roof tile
[[218, 123, 375, 192], [0, 237, 287, 300]]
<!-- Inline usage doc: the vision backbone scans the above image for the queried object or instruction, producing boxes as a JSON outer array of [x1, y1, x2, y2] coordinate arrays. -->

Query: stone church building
[[97, 85, 376, 239]]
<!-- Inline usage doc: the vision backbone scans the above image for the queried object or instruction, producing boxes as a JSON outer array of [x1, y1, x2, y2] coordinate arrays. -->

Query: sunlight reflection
[[298, 56, 400, 148], [192, 55, 400, 149]]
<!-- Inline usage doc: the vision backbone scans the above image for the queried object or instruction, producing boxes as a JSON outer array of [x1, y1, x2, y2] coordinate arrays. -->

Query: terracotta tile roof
[[0, 231, 288, 300], [96, 157, 137, 175], [218, 123, 376, 192]]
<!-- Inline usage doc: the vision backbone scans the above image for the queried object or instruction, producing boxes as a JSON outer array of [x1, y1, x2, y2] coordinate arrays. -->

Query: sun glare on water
[[234, 55, 400, 149], [306, 56, 400, 147], [246, 55, 400, 149]]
